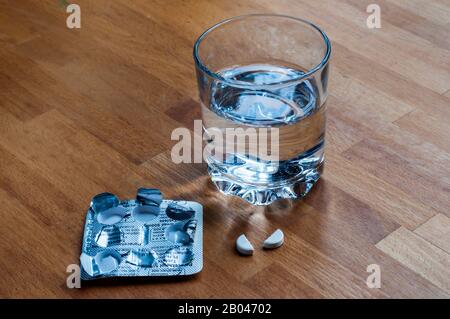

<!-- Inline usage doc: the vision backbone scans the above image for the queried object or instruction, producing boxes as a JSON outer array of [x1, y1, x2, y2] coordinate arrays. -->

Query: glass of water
[[193, 14, 331, 205]]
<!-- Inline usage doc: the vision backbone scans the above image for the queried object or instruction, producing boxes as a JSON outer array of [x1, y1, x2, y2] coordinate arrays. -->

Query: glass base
[[208, 161, 323, 206]]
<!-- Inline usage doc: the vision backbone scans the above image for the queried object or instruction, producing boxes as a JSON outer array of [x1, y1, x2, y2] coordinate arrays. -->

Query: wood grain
[[0, 0, 449, 298], [376, 227, 450, 293], [415, 214, 450, 253]]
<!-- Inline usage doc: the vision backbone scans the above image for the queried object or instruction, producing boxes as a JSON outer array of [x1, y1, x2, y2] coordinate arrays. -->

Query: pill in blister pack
[[79, 188, 203, 280]]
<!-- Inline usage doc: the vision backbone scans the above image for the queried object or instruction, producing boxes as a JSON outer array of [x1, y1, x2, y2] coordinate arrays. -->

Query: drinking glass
[[193, 14, 331, 205]]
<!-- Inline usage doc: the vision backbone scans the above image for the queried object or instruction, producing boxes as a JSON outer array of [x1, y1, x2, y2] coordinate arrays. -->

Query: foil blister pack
[[80, 188, 203, 280]]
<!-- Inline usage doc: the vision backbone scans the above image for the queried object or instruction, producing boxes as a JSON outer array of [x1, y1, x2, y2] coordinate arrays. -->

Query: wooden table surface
[[1, 0, 450, 298]]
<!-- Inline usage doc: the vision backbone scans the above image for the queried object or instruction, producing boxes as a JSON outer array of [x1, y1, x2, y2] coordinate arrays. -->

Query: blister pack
[[79, 188, 203, 280]]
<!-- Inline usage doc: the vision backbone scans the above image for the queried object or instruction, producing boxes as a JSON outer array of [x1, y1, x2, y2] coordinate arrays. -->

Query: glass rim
[[193, 14, 331, 88]]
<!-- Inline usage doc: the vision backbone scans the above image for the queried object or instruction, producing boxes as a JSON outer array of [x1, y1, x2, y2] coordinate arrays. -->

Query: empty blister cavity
[[91, 192, 119, 213], [263, 229, 284, 249], [236, 234, 254, 256], [80, 250, 121, 276], [136, 188, 163, 206], [165, 221, 194, 244], [97, 206, 128, 225], [165, 202, 195, 220], [184, 219, 197, 242], [91, 193, 129, 225], [132, 205, 159, 223], [126, 249, 158, 267], [133, 188, 162, 223], [95, 225, 122, 248], [163, 246, 194, 267], [80, 253, 100, 277], [94, 250, 122, 274]]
